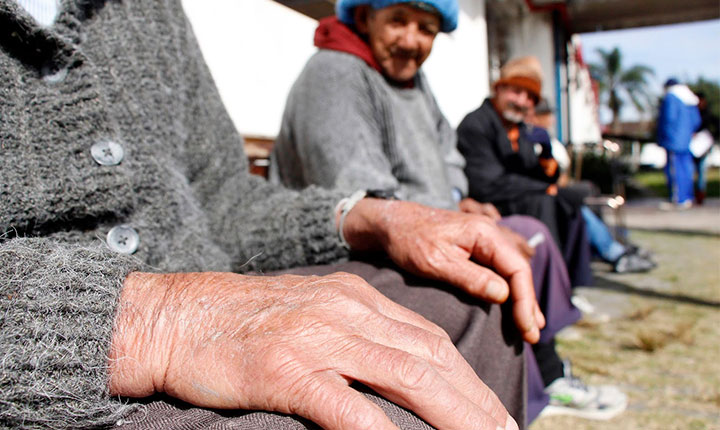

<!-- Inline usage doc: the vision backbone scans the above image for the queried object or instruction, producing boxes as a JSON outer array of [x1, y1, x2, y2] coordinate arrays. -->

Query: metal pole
[[552, 10, 564, 142]]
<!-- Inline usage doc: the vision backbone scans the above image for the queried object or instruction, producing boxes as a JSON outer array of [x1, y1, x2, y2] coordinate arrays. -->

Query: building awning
[[274, 0, 336, 19], [568, 0, 720, 33], [531, 0, 720, 33], [278, 0, 719, 33]]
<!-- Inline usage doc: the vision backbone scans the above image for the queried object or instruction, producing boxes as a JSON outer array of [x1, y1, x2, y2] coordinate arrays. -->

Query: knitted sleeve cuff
[[0, 237, 146, 429]]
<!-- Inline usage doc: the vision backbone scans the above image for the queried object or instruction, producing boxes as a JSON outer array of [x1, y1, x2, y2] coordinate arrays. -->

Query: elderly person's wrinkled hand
[[457, 199, 535, 261], [497, 225, 536, 262], [343, 199, 545, 344], [458, 198, 502, 222], [109, 272, 518, 430]]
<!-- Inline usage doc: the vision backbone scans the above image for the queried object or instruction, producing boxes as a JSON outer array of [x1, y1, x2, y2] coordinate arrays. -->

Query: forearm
[[110, 271, 256, 406], [109, 272, 171, 398], [337, 198, 395, 253]]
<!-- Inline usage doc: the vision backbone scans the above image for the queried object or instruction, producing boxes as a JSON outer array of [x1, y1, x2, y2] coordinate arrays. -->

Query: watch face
[[366, 188, 399, 200]]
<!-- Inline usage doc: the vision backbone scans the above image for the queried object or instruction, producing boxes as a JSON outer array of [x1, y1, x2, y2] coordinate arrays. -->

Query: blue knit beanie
[[336, 0, 459, 32]]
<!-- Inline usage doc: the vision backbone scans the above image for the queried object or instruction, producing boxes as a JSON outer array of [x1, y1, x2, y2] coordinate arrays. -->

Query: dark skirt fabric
[[498, 216, 581, 424], [118, 259, 527, 430], [498, 194, 593, 288], [498, 215, 581, 341]]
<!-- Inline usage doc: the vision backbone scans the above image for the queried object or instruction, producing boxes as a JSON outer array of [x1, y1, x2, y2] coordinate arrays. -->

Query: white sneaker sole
[[539, 398, 628, 421]]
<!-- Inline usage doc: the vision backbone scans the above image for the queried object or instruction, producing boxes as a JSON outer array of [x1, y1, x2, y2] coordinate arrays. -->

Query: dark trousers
[[499, 194, 593, 288], [500, 216, 581, 423]]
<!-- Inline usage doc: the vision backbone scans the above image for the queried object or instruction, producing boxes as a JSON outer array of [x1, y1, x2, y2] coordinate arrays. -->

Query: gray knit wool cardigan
[[0, 1, 348, 428]]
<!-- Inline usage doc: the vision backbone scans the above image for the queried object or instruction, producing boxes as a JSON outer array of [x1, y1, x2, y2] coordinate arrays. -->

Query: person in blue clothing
[[657, 78, 702, 208]]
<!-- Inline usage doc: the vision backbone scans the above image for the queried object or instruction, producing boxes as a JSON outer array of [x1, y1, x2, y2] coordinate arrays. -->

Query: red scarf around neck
[[314, 16, 383, 74]]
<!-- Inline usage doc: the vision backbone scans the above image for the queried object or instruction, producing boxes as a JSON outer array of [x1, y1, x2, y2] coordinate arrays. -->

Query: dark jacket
[[457, 99, 556, 205]]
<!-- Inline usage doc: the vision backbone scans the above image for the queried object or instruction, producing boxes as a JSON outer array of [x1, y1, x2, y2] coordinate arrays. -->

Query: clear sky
[[579, 19, 720, 123]]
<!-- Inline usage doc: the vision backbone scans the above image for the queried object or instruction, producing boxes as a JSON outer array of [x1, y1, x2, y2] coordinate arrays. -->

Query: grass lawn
[[530, 230, 720, 430], [633, 166, 720, 199]]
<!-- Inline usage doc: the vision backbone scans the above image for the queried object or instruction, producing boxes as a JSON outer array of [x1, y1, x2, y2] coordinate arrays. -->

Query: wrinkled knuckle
[[310, 282, 351, 306], [413, 257, 433, 274], [428, 337, 458, 372], [328, 271, 364, 284], [422, 248, 447, 272], [259, 345, 305, 385], [519, 258, 532, 272], [281, 274, 319, 288], [332, 272, 384, 302], [325, 272, 372, 294], [278, 273, 306, 282], [393, 355, 435, 391], [315, 284, 342, 300]]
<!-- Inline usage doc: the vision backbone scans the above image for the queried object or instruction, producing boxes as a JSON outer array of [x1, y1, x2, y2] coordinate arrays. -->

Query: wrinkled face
[[493, 84, 536, 124], [356, 4, 440, 83]]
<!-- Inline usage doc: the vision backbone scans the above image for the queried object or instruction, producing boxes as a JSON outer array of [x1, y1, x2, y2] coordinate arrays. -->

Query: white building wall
[[568, 35, 602, 144], [501, 12, 557, 108], [423, 0, 490, 127], [182, 0, 318, 138], [183, 0, 489, 137]]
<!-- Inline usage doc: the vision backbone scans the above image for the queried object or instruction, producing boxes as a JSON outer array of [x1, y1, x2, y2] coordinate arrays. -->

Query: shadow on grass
[[589, 274, 720, 309], [622, 227, 720, 237]]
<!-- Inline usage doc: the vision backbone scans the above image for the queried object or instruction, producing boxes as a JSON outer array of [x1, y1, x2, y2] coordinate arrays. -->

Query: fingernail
[[524, 325, 539, 343], [486, 280, 505, 301]]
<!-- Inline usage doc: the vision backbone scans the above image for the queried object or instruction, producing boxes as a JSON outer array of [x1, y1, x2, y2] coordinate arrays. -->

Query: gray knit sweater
[[270, 49, 468, 210], [0, 1, 347, 428]]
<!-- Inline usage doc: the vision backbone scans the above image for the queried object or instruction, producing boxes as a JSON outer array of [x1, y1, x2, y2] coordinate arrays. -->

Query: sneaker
[[570, 295, 596, 315], [659, 200, 693, 211], [613, 251, 656, 274], [678, 200, 693, 210], [541, 361, 628, 420], [624, 243, 655, 261]]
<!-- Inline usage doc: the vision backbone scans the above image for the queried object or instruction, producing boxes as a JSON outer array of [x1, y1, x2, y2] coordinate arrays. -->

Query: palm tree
[[589, 47, 655, 132]]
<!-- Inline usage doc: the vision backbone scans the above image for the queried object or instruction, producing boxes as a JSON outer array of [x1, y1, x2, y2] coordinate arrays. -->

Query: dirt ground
[[529, 229, 720, 430]]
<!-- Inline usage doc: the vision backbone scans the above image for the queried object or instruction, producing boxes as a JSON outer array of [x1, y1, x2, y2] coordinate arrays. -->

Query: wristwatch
[[365, 188, 400, 200]]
